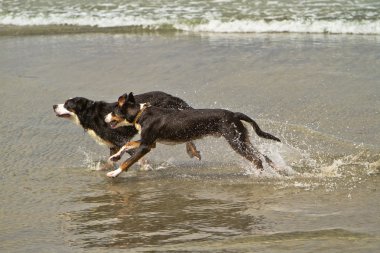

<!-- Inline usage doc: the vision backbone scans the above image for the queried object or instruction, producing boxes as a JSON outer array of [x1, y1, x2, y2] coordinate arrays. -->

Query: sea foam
[[1, 14, 379, 35], [176, 19, 380, 35]]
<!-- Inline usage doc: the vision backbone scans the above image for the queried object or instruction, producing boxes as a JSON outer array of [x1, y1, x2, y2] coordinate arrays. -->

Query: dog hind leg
[[223, 123, 265, 169], [186, 141, 201, 160]]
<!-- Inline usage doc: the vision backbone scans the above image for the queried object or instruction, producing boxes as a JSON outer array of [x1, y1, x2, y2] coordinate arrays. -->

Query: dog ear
[[127, 92, 136, 104], [118, 93, 128, 107]]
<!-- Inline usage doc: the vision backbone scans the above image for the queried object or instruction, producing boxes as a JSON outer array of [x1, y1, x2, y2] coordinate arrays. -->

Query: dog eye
[[65, 101, 76, 112], [113, 109, 122, 117]]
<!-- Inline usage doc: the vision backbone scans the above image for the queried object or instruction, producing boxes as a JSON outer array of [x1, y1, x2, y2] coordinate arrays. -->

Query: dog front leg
[[109, 141, 141, 162], [107, 144, 152, 178]]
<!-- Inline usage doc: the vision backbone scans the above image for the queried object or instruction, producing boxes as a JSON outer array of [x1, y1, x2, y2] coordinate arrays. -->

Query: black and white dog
[[104, 92, 281, 177], [53, 91, 201, 168]]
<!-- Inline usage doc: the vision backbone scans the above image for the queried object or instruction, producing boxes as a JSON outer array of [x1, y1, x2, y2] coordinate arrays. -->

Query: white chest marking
[[87, 129, 113, 147], [71, 114, 81, 126], [135, 123, 142, 134]]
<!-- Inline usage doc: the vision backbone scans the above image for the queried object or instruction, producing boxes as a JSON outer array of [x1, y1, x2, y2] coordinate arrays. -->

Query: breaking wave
[[2, 0, 380, 35], [1, 15, 379, 35]]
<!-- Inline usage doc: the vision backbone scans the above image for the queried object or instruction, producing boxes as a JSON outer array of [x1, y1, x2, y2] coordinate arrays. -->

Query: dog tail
[[235, 112, 281, 142]]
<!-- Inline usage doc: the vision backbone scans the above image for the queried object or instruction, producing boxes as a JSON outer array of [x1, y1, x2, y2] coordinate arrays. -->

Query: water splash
[[76, 146, 178, 172], [155, 157, 176, 171], [77, 147, 113, 171], [241, 143, 296, 178], [239, 118, 380, 192], [74, 119, 379, 193]]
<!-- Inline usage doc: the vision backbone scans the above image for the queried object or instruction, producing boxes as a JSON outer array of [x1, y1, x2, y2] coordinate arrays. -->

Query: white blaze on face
[[54, 104, 80, 126], [54, 103, 71, 115], [104, 113, 113, 124], [104, 112, 133, 128]]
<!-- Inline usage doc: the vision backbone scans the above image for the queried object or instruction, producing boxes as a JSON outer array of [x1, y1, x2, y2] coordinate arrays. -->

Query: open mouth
[[53, 104, 73, 119], [56, 113, 71, 118], [109, 120, 119, 129]]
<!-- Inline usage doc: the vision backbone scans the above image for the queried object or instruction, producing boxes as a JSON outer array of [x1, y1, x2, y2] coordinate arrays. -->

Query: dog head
[[105, 92, 140, 129], [53, 97, 93, 126]]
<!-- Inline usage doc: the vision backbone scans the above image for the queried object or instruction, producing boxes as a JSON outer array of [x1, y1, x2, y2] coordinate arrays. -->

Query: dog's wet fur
[[105, 92, 281, 177], [53, 91, 201, 164]]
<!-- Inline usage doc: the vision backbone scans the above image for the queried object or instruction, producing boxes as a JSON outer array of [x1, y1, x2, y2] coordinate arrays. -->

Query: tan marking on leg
[[124, 141, 141, 150], [107, 142, 157, 177], [120, 148, 150, 172], [107, 146, 151, 178], [186, 142, 201, 160], [109, 141, 141, 162]]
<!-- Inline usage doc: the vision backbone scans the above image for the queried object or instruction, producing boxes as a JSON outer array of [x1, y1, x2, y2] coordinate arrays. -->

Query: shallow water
[[0, 33, 379, 252]]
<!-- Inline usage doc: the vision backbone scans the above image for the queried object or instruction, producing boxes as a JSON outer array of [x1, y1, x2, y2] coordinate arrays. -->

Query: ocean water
[[0, 32, 379, 252], [1, 0, 380, 34], [1, 1, 380, 252]]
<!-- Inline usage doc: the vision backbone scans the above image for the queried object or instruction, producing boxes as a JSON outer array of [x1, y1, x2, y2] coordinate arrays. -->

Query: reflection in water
[[62, 162, 379, 251], [63, 124, 380, 250], [65, 174, 272, 248]]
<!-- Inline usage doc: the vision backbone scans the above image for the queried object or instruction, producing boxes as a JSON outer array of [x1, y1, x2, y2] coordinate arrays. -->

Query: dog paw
[[106, 168, 122, 178], [194, 151, 201, 161]]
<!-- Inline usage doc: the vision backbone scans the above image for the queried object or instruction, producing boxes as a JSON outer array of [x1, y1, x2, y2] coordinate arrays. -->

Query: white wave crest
[[176, 19, 380, 35], [1, 13, 379, 35], [0, 14, 168, 28]]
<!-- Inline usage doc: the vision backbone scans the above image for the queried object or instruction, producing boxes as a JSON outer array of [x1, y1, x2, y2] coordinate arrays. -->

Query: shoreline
[[0, 24, 179, 36], [1, 24, 380, 37]]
